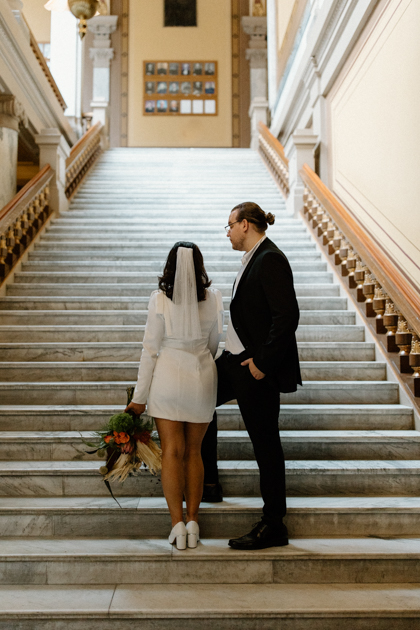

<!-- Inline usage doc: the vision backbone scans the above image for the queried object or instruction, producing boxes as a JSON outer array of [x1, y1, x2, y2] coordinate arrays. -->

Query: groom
[[201, 201, 301, 550]]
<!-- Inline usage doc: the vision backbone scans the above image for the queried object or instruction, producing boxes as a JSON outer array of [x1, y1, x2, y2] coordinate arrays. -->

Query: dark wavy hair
[[158, 241, 212, 302], [232, 201, 275, 233]]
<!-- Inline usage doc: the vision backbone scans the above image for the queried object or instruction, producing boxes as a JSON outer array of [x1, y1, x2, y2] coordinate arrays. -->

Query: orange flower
[[118, 432, 130, 444], [104, 435, 112, 444]]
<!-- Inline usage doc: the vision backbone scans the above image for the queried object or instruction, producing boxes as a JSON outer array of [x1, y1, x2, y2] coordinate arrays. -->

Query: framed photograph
[[181, 81, 191, 95], [157, 99, 168, 112], [144, 61, 217, 115], [169, 81, 179, 94], [205, 81, 215, 95], [145, 100, 155, 113], [157, 62, 168, 75], [156, 81, 167, 94], [169, 100, 179, 113], [192, 81, 202, 96]]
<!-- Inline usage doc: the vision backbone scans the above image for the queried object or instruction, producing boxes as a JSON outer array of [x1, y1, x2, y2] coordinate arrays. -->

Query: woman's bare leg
[[155, 418, 185, 527], [184, 422, 210, 523]]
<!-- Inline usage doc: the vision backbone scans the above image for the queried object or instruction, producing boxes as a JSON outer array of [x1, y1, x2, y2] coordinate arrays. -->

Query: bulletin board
[[143, 60, 218, 116]]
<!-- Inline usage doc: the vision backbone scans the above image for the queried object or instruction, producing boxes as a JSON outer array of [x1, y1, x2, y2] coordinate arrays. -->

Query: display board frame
[[143, 60, 218, 116]]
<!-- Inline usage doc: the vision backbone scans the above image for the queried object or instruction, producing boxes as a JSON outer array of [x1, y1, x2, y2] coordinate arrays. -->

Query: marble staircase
[[0, 148, 419, 627]]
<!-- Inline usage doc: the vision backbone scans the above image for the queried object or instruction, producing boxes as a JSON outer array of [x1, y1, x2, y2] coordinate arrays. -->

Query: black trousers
[[201, 350, 286, 527]]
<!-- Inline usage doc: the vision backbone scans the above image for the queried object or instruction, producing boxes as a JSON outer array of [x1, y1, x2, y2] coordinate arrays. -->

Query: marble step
[[2, 582, 419, 628], [0, 324, 365, 343], [13, 270, 334, 284], [0, 361, 386, 383], [0, 430, 418, 461], [1, 537, 420, 587], [0, 459, 419, 497], [0, 380, 396, 405], [0, 310, 354, 326], [28, 248, 318, 261], [25, 248, 321, 262], [7, 282, 340, 298], [0, 296, 347, 312], [53, 217, 296, 226], [46, 225, 304, 234], [42, 230, 308, 241], [0, 495, 419, 538], [34, 241, 314, 252], [0, 404, 411, 431], [0, 342, 375, 362]]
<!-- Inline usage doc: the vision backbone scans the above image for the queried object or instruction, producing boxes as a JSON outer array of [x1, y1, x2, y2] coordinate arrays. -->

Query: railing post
[[286, 130, 317, 218], [35, 129, 70, 214]]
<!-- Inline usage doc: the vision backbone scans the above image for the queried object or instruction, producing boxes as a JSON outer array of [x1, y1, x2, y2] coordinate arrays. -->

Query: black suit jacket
[[229, 237, 302, 393]]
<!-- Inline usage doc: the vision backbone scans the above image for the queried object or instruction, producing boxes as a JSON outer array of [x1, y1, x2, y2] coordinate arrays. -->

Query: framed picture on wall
[[143, 61, 218, 115]]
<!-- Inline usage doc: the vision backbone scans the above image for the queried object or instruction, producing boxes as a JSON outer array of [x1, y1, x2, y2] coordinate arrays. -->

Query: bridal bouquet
[[83, 387, 162, 486]]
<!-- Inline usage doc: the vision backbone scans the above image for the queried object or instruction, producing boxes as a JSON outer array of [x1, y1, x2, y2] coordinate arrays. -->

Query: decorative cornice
[[0, 11, 76, 144], [242, 16, 267, 38], [87, 15, 118, 43], [0, 94, 27, 131]]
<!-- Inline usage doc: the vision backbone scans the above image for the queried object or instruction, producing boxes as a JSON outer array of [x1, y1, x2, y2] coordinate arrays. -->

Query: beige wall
[[127, 0, 232, 147], [328, 0, 420, 291], [22, 0, 51, 42], [277, 0, 296, 53]]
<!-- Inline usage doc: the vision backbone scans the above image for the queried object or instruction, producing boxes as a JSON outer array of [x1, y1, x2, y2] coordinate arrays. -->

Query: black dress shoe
[[228, 520, 288, 550], [201, 483, 223, 503]]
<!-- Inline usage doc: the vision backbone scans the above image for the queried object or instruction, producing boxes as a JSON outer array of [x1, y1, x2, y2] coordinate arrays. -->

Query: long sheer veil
[[169, 246, 201, 339]]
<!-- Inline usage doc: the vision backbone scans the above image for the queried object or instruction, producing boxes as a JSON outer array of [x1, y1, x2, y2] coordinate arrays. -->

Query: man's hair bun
[[266, 212, 275, 225]]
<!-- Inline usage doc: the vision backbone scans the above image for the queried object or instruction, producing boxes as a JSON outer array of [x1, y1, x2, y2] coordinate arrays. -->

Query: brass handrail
[[65, 122, 102, 199], [21, 14, 67, 111], [300, 163, 420, 396], [258, 121, 289, 197], [0, 165, 54, 283]]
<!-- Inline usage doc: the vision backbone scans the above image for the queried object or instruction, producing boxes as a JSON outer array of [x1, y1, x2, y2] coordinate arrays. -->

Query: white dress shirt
[[225, 234, 267, 355]]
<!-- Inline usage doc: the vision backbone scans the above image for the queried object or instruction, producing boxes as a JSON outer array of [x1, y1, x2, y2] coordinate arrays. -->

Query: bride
[[126, 242, 224, 550]]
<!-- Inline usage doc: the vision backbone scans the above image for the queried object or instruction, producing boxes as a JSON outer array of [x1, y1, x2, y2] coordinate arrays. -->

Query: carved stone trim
[[0, 95, 27, 132]]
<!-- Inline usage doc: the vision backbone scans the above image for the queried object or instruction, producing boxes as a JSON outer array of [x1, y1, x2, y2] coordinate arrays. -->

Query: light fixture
[[44, 0, 107, 38]]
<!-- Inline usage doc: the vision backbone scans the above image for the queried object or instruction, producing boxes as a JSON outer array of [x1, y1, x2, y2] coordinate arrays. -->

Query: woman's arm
[[208, 289, 224, 357], [131, 291, 165, 405]]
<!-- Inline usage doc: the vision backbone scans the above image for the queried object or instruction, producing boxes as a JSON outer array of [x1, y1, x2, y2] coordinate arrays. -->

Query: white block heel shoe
[[168, 522, 187, 550], [186, 521, 200, 548]]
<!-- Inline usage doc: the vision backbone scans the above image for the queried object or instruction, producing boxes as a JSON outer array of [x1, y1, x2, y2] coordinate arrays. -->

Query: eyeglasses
[[224, 220, 241, 233]]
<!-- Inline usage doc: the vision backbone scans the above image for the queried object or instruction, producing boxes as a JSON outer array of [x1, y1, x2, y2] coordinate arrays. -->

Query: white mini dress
[[132, 287, 224, 423]]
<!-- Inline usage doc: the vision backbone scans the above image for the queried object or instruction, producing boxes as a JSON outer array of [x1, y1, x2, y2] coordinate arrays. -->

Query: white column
[[35, 129, 70, 215], [285, 130, 318, 218], [242, 16, 268, 150], [49, 10, 83, 134], [0, 95, 27, 210], [87, 15, 118, 148], [266, 0, 278, 110]]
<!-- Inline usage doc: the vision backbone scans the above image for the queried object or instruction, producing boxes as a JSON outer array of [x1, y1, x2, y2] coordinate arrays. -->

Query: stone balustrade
[[257, 121, 289, 197], [301, 178, 420, 398], [65, 122, 102, 199], [0, 165, 53, 283]]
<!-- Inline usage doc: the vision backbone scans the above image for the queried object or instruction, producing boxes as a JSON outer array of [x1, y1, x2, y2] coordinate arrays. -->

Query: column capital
[[242, 16, 267, 48], [87, 15, 118, 47], [89, 48, 115, 68], [246, 48, 267, 68], [0, 95, 27, 132]]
